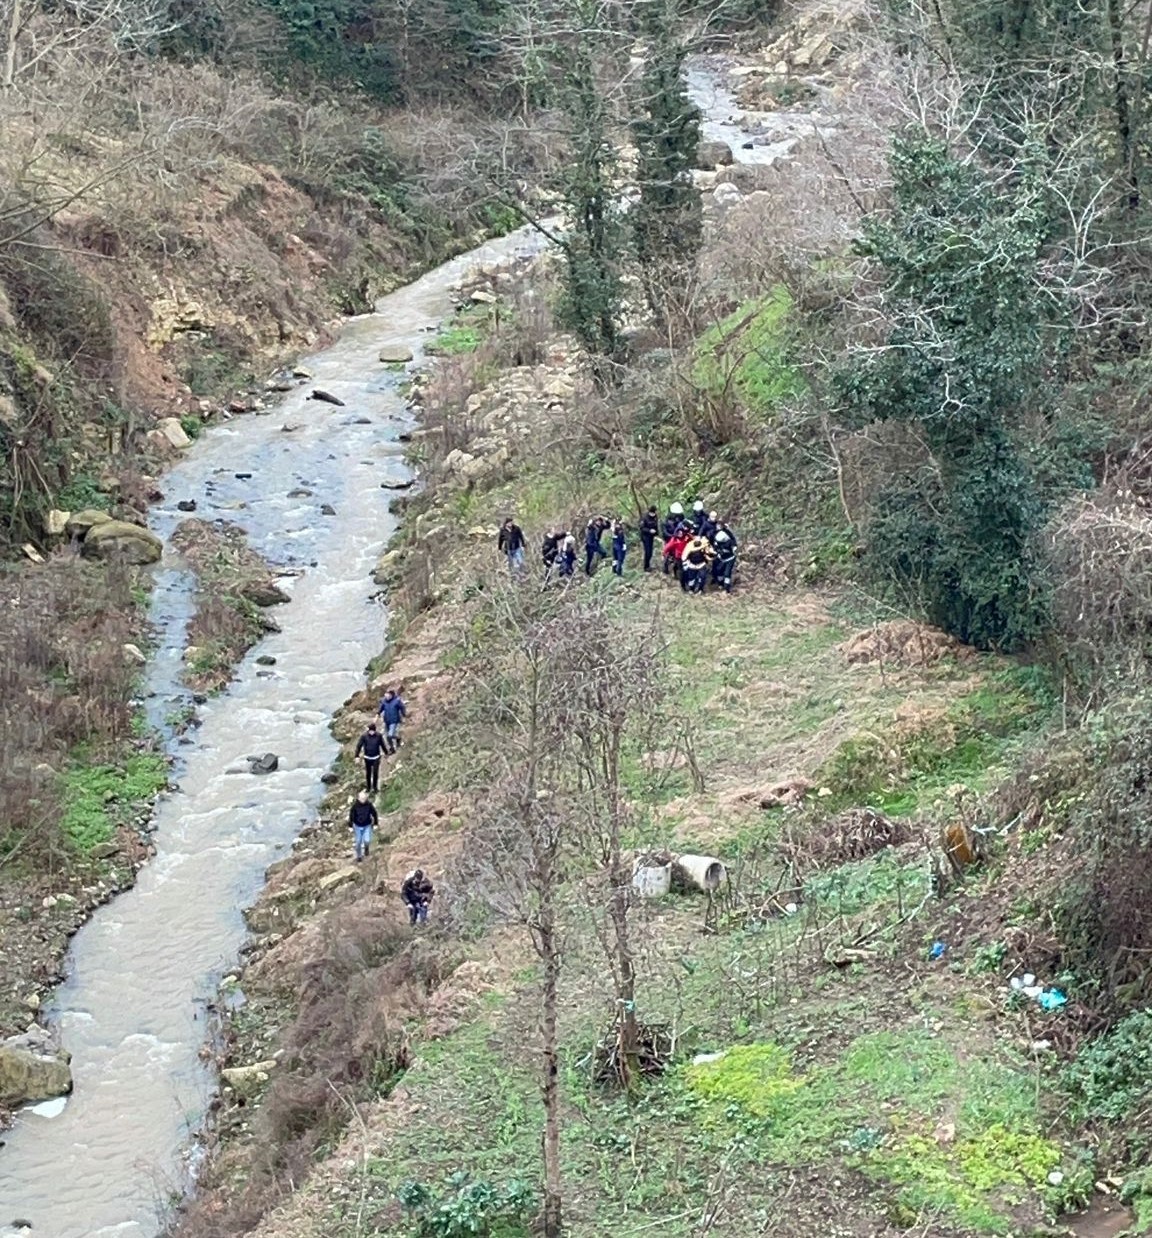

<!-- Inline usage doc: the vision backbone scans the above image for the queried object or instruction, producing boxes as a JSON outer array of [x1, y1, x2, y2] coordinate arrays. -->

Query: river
[[0, 229, 545, 1238], [0, 58, 791, 1237]]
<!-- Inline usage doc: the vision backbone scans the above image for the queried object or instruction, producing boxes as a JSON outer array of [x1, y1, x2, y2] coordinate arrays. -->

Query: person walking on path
[[349, 790, 378, 862], [378, 688, 407, 754], [498, 517, 526, 572], [611, 520, 628, 576], [401, 868, 434, 925], [354, 722, 386, 792], [585, 517, 608, 576], [639, 506, 659, 571], [541, 529, 565, 581]]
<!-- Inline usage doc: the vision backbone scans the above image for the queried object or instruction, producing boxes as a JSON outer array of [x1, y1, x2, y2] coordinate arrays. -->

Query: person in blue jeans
[[349, 791, 378, 863], [559, 533, 577, 577], [497, 517, 526, 572], [378, 688, 407, 754], [401, 868, 434, 924], [611, 519, 627, 576]]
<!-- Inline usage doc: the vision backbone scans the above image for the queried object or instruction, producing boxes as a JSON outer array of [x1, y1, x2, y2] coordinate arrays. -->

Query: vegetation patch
[[59, 751, 168, 851]]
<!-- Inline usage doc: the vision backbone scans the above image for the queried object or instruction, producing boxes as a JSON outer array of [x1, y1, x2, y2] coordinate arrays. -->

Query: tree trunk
[[3, 0, 21, 90], [605, 726, 639, 1090], [1107, 0, 1140, 208], [539, 878, 563, 1237]]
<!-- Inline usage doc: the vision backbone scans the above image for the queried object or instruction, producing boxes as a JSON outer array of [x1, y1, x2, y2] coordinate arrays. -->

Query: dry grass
[[0, 555, 143, 867]]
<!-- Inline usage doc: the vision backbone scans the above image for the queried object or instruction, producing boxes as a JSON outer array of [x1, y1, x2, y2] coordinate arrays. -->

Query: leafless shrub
[[0, 557, 140, 865], [778, 806, 913, 876]]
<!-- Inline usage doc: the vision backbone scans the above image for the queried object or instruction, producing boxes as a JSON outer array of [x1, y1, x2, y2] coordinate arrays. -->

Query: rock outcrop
[[80, 520, 164, 565], [0, 1037, 72, 1108]]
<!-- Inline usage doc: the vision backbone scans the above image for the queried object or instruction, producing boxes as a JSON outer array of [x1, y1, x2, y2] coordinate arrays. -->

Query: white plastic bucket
[[632, 862, 672, 898]]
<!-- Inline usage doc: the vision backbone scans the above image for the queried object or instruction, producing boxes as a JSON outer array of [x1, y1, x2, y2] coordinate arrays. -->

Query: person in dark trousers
[[401, 868, 434, 925], [542, 529, 565, 579], [611, 520, 627, 576], [682, 535, 713, 594], [712, 528, 737, 592], [700, 509, 719, 544], [662, 502, 685, 545], [378, 688, 407, 753], [585, 517, 607, 576], [497, 517, 526, 572], [354, 722, 386, 791], [639, 506, 659, 571], [559, 533, 577, 578], [692, 500, 707, 533], [664, 524, 690, 582], [349, 790, 378, 862]]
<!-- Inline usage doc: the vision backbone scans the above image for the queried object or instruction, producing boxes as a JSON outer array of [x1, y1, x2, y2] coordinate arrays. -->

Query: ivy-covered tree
[[836, 134, 1089, 650], [630, 0, 702, 324]]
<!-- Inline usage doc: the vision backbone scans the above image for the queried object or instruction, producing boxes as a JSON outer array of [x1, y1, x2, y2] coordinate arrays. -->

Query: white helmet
[[669, 502, 684, 515], [715, 530, 730, 544], [693, 500, 704, 513]]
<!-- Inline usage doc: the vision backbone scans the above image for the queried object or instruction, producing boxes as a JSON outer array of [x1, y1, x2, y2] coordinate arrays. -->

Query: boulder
[[122, 643, 148, 666], [221, 1059, 277, 1099], [81, 520, 163, 565], [379, 477, 415, 491], [470, 289, 498, 305], [0, 1044, 73, 1107], [248, 753, 279, 775], [379, 345, 414, 364], [318, 866, 360, 893], [239, 580, 290, 607], [65, 508, 112, 539], [176, 500, 197, 512], [45, 509, 71, 537], [309, 389, 345, 406], [696, 139, 734, 169], [157, 417, 191, 449], [440, 448, 477, 478], [320, 503, 336, 516]]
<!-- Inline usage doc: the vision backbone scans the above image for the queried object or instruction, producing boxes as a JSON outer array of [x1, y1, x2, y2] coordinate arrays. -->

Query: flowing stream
[[0, 60, 781, 1238], [0, 229, 544, 1238]]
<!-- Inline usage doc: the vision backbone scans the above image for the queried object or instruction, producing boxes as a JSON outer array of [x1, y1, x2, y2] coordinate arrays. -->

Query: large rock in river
[[81, 520, 163, 565], [65, 508, 112, 539], [696, 139, 734, 169], [0, 1043, 73, 1107]]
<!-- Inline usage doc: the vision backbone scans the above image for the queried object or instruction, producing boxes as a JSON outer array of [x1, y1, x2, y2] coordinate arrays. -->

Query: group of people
[[498, 500, 739, 594], [347, 689, 435, 925]]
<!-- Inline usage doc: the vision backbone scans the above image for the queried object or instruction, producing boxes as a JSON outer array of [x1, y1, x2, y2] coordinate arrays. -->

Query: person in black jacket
[[541, 528, 567, 582], [354, 722, 386, 792], [497, 517, 526, 572], [401, 868, 434, 925], [639, 506, 659, 571], [584, 517, 608, 576], [349, 790, 378, 862]]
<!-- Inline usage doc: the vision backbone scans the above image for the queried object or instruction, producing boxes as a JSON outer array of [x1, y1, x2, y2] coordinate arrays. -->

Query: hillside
[[6, 1, 1152, 1237]]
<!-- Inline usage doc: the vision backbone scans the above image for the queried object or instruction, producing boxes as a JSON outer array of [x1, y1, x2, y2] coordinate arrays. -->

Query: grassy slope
[[237, 324, 1077, 1235]]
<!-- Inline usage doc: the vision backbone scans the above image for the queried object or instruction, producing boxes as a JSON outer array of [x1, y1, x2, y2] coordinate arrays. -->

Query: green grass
[[693, 285, 805, 418], [59, 751, 167, 850]]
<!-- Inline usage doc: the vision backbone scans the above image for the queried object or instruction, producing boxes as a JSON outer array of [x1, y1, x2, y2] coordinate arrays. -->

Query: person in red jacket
[[663, 525, 691, 581]]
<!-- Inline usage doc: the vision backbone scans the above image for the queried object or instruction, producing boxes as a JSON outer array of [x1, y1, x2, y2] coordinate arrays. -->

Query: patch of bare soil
[[170, 519, 289, 694], [840, 619, 976, 669]]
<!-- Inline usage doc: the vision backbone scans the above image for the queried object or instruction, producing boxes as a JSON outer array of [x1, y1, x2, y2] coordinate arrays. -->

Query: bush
[[1065, 1009, 1152, 1123], [398, 1173, 535, 1238]]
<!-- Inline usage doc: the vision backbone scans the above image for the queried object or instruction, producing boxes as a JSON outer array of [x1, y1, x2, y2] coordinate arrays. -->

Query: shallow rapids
[[0, 230, 542, 1238]]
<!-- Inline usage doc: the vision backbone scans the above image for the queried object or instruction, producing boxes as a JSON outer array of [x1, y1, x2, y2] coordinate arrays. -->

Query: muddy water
[[0, 230, 543, 1238]]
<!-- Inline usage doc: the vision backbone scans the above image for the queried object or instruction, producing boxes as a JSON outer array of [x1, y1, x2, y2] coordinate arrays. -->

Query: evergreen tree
[[631, 0, 702, 324]]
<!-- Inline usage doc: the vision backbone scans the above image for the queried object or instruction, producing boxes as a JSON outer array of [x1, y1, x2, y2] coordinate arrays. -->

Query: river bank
[[0, 228, 546, 1237]]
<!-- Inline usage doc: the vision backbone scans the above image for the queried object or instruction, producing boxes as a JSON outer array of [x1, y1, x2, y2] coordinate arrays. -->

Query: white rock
[[157, 417, 191, 449], [122, 643, 147, 665]]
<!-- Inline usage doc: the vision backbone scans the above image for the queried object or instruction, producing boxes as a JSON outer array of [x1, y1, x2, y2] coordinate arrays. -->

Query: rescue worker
[[700, 509, 719, 544], [401, 868, 434, 925], [681, 534, 714, 594], [378, 688, 407, 754], [639, 506, 659, 572], [349, 790, 378, 862], [712, 527, 737, 593], [692, 500, 707, 534], [611, 520, 627, 576], [662, 503, 685, 574], [497, 517, 526, 572], [354, 722, 386, 792], [664, 524, 691, 585]]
